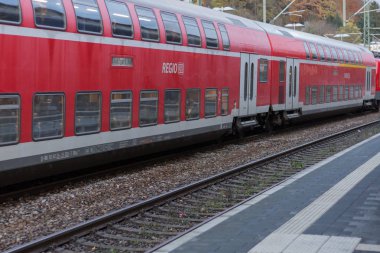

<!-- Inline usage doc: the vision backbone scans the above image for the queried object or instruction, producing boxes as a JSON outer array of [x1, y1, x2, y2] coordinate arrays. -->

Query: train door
[[285, 58, 300, 110], [239, 53, 258, 116]]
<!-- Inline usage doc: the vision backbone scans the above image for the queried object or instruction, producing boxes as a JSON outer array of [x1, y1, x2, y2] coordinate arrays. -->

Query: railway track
[[0, 112, 373, 201], [5, 120, 380, 253]]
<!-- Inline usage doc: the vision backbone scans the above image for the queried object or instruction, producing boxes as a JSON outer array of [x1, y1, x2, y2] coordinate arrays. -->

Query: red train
[[0, 0, 377, 187]]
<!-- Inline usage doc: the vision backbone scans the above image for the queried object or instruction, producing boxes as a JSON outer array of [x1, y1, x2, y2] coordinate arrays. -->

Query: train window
[[339, 85, 344, 100], [0, 0, 21, 24], [355, 53, 360, 64], [349, 86, 354, 99], [205, 89, 217, 118], [33, 94, 64, 140], [186, 89, 200, 120], [250, 62, 255, 100], [333, 86, 338, 102], [72, 0, 102, 34], [279, 61, 286, 82], [358, 53, 363, 64], [354, 53, 359, 64], [304, 42, 311, 59], [202, 20, 218, 49], [317, 45, 325, 61], [75, 92, 101, 135], [183, 16, 201, 47], [139, 91, 158, 126], [348, 51, 355, 63], [218, 24, 230, 50], [309, 43, 318, 60], [355, 86, 361, 98], [344, 85, 349, 100], [136, 6, 159, 42], [305, 87, 310, 105], [337, 48, 344, 63], [259, 59, 268, 83], [319, 86, 324, 104], [244, 62, 248, 101], [32, 0, 66, 30], [288, 66, 293, 97], [294, 66, 297, 96], [110, 91, 132, 130], [221, 88, 229, 116], [0, 95, 20, 145], [324, 46, 332, 61], [343, 50, 349, 63], [331, 48, 338, 62], [105, 0, 133, 38], [352, 52, 358, 64], [164, 90, 180, 123], [161, 12, 182, 45], [311, 86, 318, 105], [367, 71, 371, 91], [326, 86, 331, 103]]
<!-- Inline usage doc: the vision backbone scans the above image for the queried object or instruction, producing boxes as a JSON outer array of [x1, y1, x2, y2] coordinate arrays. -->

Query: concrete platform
[[155, 133, 380, 253]]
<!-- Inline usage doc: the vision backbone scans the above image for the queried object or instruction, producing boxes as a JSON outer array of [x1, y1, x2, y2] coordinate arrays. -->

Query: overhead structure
[[364, 0, 371, 48], [343, 0, 346, 26], [270, 0, 297, 24], [263, 0, 266, 23]]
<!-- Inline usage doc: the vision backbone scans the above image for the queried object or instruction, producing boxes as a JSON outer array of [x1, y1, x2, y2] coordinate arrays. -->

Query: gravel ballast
[[1, 112, 379, 251]]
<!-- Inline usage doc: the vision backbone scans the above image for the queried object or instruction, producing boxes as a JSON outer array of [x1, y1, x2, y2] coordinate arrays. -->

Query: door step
[[286, 112, 301, 119], [240, 119, 258, 127]]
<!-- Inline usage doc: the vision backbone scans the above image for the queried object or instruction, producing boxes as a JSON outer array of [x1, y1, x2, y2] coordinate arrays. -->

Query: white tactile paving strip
[[356, 243, 380, 252], [155, 133, 380, 253], [248, 152, 380, 253], [282, 234, 329, 253]]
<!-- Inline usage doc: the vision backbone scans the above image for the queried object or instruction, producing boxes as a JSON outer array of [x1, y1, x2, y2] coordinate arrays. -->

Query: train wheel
[[264, 114, 273, 133], [233, 118, 245, 138], [374, 100, 380, 112]]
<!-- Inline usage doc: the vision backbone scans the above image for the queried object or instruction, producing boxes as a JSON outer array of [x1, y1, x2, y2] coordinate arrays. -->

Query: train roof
[[125, 0, 265, 31], [126, 0, 231, 24], [127, 0, 371, 55], [257, 22, 370, 53]]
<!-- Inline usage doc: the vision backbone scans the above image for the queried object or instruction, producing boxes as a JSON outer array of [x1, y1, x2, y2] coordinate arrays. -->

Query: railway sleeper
[[112, 225, 178, 236], [130, 219, 189, 229], [219, 182, 249, 190], [96, 231, 161, 244], [225, 178, 251, 185], [192, 193, 235, 201], [199, 188, 228, 196], [157, 206, 215, 218], [144, 212, 203, 223], [166, 201, 222, 213], [75, 239, 146, 252]]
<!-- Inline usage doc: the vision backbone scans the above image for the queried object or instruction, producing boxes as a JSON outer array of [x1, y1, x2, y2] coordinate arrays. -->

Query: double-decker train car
[[0, 0, 376, 187]]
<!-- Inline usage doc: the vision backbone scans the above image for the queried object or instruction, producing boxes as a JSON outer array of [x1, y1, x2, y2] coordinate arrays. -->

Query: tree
[[336, 21, 363, 43], [209, 0, 290, 22], [304, 20, 337, 36], [326, 13, 343, 27]]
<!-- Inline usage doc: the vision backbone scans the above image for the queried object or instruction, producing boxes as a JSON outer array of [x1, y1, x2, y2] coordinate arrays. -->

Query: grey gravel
[[0, 113, 379, 251]]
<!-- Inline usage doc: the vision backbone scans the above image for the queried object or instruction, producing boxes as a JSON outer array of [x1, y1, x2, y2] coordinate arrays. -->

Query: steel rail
[[0, 112, 372, 201], [4, 119, 380, 253]]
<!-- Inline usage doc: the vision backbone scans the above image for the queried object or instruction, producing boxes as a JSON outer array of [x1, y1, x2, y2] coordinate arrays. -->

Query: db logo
[[162, 62, 185, 75]]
